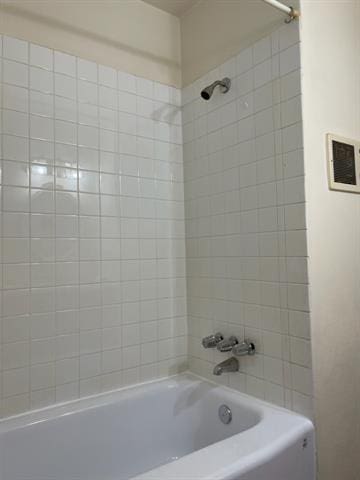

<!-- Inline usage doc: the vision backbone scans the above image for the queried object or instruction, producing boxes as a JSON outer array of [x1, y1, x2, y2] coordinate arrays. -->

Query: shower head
[[200, 77, 231, 100]]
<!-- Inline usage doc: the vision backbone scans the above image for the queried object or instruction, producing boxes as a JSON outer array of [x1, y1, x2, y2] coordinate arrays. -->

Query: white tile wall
[[182, 23, 313, 417], [0, 26, 312, 419], [0, 35, 187, 417]]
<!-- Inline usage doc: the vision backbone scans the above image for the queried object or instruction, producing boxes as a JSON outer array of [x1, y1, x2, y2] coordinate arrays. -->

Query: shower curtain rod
[[261, 0, 300, 23]]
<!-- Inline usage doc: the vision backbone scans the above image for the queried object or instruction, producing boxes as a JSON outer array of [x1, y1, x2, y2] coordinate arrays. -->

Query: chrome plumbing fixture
[[213, 357, 239, 376], [217, 336, 238, 352], [232, 340, 256, 356], [202, 333, 223, 349], [200, 78, 231, 100], [218, 405, 232, 424]]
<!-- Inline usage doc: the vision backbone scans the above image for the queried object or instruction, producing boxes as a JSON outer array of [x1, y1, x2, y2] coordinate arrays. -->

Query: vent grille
[[327, 134, 360, 193], [332, 140, 356, 185]]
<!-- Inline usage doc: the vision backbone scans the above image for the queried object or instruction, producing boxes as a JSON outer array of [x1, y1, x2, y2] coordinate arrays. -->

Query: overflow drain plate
[[218, 404, 232, 424]]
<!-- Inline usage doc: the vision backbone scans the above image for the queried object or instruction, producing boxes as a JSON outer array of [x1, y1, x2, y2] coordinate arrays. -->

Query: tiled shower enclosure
[[0, 22, 312, 419]]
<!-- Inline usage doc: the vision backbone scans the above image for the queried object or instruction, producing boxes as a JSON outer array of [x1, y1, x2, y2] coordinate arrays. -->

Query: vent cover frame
[[327, 133, 360, 193]]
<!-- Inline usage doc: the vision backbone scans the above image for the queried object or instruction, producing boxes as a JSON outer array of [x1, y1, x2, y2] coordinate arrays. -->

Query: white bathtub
[[0, 373, 315, 480]]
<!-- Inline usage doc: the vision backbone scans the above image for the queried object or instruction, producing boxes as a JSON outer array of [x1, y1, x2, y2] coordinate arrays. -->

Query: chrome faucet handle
[[217, 336, 238, 352], [232, 340, 256, 356], [202, 332, 223, 349]]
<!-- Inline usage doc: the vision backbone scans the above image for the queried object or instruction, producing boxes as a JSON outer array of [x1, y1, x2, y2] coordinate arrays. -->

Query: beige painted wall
[[180, 0, 286, 86], [0, 0, 297, 88], [300, 1, 360, 479], [0, 0, 181, 86]]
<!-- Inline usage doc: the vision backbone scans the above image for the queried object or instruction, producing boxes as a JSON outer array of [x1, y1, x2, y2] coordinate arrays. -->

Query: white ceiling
[[143, 0, 198, 17]]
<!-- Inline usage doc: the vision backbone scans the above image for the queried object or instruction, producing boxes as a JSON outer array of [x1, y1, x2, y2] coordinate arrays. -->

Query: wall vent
[[327, 134, 360, 193]]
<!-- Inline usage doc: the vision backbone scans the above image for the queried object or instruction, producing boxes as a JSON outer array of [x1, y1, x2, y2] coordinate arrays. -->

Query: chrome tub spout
[[213, 357, 239, 376]]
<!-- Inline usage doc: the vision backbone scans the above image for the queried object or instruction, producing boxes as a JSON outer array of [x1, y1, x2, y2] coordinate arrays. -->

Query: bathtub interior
[[0, 377, 262, 480]]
